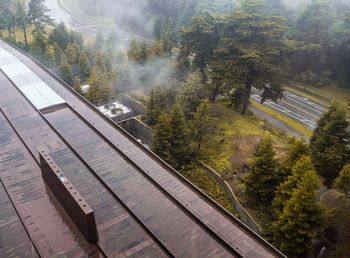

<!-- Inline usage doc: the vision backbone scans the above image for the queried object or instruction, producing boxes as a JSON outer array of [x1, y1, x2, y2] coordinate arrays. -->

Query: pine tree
[[178, 71, 206, 117], [87, 66, 111, 103], [28, 0, 52, 32], [245, 136, 278, 205], [191, 98, 211, 154], [272, 170, 327, 258], [333, 164, 350, 197], [279, 138, 310, 180], [59, 53, 74, 85], [66, 42, 78, 66], [272, 155, 315, 217], [78, 50, 90, 80], [152, 113, 172, 164], [169, 103, 190, 169], [310, 102, 350, 185], [144, 89, 167, 126]]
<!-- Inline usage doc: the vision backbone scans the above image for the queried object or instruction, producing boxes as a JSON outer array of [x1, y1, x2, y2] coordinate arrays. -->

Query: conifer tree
[[144, 89, 167, 126], [245, 136, 278, 204], [272, 155, 314, 217], [152, 113, 172, 164], [78, 50, 90, 80], [310, 102, 350, 185], [272, 170, 327, 258], [279, 138, 310, 180], [191, 98, 211, 154], [66, 42, 78, 66], [28, 0, 52, 32], [178, 71, 206, 117], [333, 164, 350, 197], [169, 103, 190, 169], [59, 53, 73, 85], [87, 66, 111, 103]]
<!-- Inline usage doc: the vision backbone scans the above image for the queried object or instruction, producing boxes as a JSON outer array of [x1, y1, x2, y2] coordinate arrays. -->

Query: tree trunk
[[241, 83, 252, 115], [21, 18, 28, 52]]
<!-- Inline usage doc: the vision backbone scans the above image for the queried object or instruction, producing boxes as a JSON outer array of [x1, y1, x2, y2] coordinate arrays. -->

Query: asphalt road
[[251, 88, 327, 130]]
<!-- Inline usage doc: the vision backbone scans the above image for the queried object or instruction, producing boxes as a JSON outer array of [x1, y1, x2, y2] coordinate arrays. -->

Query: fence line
[[201, 164, 262, 235]]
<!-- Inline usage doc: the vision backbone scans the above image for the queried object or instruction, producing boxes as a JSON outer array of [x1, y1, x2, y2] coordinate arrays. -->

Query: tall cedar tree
[[272, 155, 314, 217], [169, 103, 190, 169], [272, 170, 327, 258], [28, 0, 52, 32], [152, 113, 172, 164], [310, 102, 350, 185], [245, 136, 278, 205], [181, 0, 289, 114], [333, 164, 350, 197]]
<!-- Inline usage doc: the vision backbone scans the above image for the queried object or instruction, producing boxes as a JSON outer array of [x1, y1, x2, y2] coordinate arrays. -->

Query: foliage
[[152, 113, 172, 164], [244, 136, 278, 205], [333, 165, 350, 197], [272, 155, 315, 217], [310, 102, 350, 185], [271, 170, 327, 258], [169, 103, 191, 169], [191, 98, 212, 156]]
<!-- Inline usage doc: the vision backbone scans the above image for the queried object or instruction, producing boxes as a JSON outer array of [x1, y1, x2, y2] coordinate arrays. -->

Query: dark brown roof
[[0, 39, 285, 258]]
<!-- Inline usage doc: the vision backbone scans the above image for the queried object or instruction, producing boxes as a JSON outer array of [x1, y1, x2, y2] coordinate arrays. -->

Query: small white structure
[[97, 101, 133, 121], [80, 85, 90, 94]]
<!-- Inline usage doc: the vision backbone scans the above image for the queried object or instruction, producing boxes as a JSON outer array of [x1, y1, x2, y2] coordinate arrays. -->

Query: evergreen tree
[[333, 164, 350, 197], [43, 45, 55, 67], [272, 170, 327, 258], [279, 138, 310, 180], [272, 155, 315, 217], [32, 29, 46, 54], [59, 53, 74, 85], [144, 89, 167, 126], [169, 103, 190, 169], [66, 42, 78, 66], [10, 0, 28, 51], [310, 102, 350, 185], [152, 113, 172, 164], [178, 71, 206, 117], [87, 66, 111, 103], [28, 0, 52, 32], [78, 50, 90, 80], [191, 98, 212, 154], [245, 136, 278, 205]]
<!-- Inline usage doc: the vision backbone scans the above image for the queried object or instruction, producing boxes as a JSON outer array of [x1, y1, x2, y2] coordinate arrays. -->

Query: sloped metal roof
[[0, 46, 65, 111]]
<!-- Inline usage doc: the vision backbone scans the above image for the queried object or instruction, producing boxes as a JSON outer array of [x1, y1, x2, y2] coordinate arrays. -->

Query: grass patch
[[251, 101, 313, 138], [182, 168, 237, 216], [204, 101, 290, 174]]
